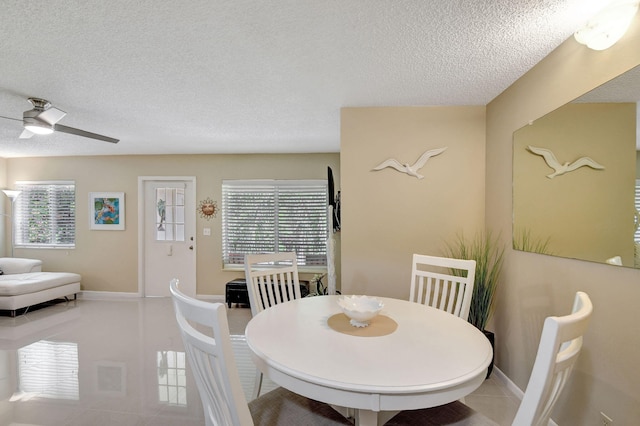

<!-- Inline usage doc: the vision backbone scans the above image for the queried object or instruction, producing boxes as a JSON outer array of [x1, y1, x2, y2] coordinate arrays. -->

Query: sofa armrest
[[0, 258, 43, 274]]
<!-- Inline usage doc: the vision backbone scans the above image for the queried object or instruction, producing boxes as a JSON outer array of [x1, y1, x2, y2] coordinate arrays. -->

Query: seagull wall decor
[[526, 145, 605, 179], [371, 147, 447, 179]]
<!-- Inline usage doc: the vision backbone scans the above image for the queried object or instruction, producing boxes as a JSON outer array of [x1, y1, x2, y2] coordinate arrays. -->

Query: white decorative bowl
[[337, 295, 384, 327]]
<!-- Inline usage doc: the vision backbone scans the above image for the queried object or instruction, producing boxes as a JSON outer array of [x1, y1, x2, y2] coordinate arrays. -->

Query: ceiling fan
[[3, 97, 119, 144]]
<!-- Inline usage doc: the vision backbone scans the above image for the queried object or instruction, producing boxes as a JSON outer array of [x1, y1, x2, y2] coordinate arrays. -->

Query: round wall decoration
[[198, 197, 218, 220]]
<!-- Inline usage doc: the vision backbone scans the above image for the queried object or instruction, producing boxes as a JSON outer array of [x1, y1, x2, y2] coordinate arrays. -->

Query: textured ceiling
[[0, 1, 611, 158]]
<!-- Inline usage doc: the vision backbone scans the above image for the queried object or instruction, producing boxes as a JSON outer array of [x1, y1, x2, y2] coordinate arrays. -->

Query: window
[[155, 187, 185, 242], [222, 180, 328, 268], [14, 181, 76, 248], [157, 350, 187, 406]]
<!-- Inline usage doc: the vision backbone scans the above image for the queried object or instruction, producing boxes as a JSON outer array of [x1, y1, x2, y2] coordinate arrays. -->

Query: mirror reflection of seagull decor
[[371, 147, 447, 179], [527, 145, 605, 179]]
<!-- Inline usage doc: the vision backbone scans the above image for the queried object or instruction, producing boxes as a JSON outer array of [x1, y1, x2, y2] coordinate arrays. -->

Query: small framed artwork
[[89, 192, 125, 230]]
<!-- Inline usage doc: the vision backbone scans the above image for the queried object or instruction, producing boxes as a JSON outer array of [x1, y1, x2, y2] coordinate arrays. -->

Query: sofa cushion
[[0, 258, 43, 274], [0, 272, 81, 296]]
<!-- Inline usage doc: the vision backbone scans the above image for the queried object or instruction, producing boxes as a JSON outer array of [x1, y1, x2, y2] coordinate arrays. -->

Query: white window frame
[[157, 350, 187, 406], [222, 179, 328, 270], [14, 180, 76, 249]]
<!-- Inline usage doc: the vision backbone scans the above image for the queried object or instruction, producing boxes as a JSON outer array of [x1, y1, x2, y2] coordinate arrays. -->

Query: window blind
[[18, 340, 79, 400], [222, 180, 328, 267], [15, 181, 76, 248]]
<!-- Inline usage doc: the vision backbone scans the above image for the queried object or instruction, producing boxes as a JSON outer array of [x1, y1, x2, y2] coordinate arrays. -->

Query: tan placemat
[[327, 313, 398, 337]]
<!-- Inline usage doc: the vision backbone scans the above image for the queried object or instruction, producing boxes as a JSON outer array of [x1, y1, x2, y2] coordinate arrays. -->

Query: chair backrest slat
[[245, 252, 302, 317], [444, 279, 456, 313], [434, 278, 444, 310], [409, 254, 476, 320]]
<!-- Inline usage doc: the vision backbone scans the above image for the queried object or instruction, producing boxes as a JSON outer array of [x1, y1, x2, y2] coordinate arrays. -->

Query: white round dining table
[[245, 295, 493, 426]]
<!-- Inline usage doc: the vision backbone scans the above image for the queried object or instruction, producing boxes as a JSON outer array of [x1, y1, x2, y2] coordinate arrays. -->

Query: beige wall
[[486, 14, 640, 425], [3, 153, 339, 295], [513, 103, 636, 265], [0, 157, 7, 258], [340, 106, 485, 299], [340, 18, 640, 424]]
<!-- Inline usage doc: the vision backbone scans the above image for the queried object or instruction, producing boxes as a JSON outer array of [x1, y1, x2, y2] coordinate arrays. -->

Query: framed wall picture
[[89, 192, 125, 230]]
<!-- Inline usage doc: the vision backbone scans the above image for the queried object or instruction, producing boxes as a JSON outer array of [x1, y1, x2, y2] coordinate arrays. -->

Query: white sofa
[[0, 258, 81, 317]]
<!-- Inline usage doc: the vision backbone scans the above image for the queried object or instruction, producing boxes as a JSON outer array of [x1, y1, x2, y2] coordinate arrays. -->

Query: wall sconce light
[[2, 189, 21, 257], [574, 0, 639, 50]]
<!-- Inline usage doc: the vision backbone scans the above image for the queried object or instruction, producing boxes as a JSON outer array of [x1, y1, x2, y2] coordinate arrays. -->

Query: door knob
[[189, 245, 193, 250]]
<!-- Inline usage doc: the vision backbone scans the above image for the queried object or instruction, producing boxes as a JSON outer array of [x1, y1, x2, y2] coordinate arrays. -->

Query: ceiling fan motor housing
[[21, 98, 66, 135], [22, 110, 54, 134], [27, 97, 52, 111]]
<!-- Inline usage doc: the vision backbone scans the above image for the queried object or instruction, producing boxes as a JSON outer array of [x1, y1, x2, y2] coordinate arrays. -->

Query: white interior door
[[140, 177, 196, 297]]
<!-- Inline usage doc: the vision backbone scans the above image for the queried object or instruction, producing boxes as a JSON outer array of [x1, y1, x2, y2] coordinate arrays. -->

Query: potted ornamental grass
[[444, 230, 505, 377], [513, 227, 552, 255]]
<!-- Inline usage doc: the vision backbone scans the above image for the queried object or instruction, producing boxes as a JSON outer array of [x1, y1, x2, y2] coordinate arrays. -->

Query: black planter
[[483, 330, 495, 379]]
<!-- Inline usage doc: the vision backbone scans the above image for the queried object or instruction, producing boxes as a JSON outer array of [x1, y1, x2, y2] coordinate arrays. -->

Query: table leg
[[356, 409, 377, 426], [355, 409, 400, 426], [330, 405, 354, 420]]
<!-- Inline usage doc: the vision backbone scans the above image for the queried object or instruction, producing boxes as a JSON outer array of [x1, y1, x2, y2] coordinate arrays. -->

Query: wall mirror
[[513, 65, 640, 269]]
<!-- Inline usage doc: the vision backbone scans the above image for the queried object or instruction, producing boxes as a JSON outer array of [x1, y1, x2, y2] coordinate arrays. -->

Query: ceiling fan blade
[[19, 128, 34, 139], [37, 107, 66, 125], [54, 124, 119, 144]]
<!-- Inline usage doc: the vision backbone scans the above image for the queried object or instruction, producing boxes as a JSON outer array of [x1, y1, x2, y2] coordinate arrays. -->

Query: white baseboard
[[79, 291, 141, 300], [197, 294, 225, 303], [492, 366, 524, 399], [79, 290, 225, 303], [492, 366, 559, 426]]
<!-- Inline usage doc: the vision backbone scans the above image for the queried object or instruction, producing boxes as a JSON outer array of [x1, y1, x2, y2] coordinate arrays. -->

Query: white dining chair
[[385, 291, 593, 426], [244, 251, 304, 399], [409, 253, 476, 320], [169, 279, 352, 426], [244, 251, 303, 317]]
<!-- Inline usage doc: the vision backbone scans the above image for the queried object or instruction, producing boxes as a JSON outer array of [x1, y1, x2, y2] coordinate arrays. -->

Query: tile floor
[[0, 297, 520, 425]]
